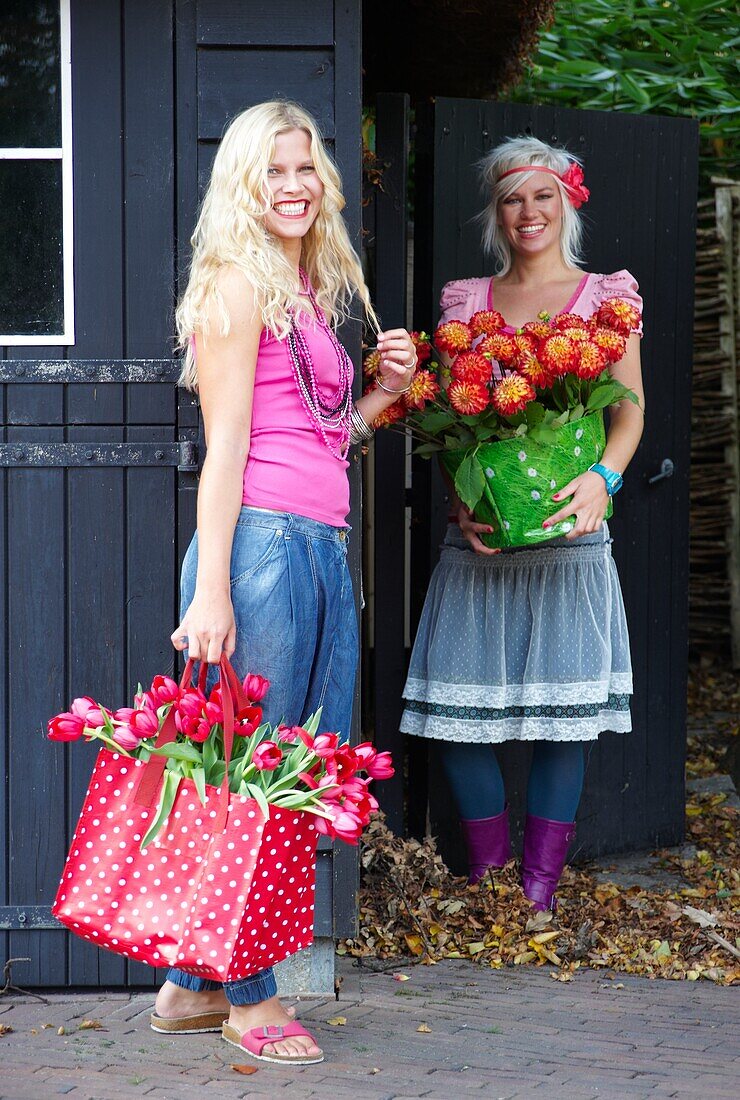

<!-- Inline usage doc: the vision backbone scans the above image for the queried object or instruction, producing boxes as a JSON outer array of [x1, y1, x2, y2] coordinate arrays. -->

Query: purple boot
[[521, 814, 576, 911], [460, 806, 511, 884]]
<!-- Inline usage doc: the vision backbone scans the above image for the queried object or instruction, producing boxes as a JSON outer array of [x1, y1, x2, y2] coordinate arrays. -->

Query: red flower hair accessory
[[498, 162, 590, 209]]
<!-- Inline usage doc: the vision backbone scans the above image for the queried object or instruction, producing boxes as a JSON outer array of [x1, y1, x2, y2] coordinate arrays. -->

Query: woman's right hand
[[457, 504, 501, 557], [171, 588, 237, 664]]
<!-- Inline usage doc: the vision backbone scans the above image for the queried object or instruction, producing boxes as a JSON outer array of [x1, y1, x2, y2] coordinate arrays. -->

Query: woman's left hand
[[543, 470, 609, 540], [376, 328, 417, 394]]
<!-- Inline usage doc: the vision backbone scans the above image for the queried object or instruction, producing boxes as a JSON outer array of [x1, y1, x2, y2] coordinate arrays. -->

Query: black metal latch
[[0, 906, 61, 930], [0, 441, 198, 470]]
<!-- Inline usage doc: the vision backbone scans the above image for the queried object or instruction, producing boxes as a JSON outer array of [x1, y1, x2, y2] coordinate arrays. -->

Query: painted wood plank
[[197, 49, 335, 141], [67, 0, 123, 425], [124, 0, 176, 427], [7, 426, 67, 985], [66, 424, 127, 984], [197, 0, 333, 45], [372, 94, 410, 835]]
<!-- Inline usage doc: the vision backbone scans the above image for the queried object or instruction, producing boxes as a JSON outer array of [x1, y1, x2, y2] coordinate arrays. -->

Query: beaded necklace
[[285, 269, 352, 459]]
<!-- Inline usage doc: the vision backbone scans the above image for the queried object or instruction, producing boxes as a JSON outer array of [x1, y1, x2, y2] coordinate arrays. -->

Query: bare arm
[[171, 266, 262, 663]]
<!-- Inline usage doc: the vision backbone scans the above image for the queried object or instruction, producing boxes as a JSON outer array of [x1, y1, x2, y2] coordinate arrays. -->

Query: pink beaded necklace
[[285, 270, 352, 459]]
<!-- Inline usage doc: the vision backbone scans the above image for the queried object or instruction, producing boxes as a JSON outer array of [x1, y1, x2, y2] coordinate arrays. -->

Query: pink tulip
[[235, 705, 262, 737], [47, 712, 86, 742], [353, 742, 377, 770], [186, 717, 211, 744], [205, 699, 224, 726], [174, 688, 206, 736], [277, 724, 301, 743], [128, 706, 159, 739], [325, 745, 360, 782], [111, 724, 143, 751], [149, 674, 180, 705], [70, 696, 99, 720], [242, 673, 270, 702], [313, 732, 340, 758], [252, 740, 282, 771], [366, 751, 395, 780], [327, 808, 364, 845]]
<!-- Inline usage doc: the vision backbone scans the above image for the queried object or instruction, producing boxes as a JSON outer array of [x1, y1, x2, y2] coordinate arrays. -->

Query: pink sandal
[[222, 1020, 324, 1065]]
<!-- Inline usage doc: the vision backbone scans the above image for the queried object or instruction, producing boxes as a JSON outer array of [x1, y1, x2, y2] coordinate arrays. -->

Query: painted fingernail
[[552, 494, 560, 501], [542, 521, 551, 529]]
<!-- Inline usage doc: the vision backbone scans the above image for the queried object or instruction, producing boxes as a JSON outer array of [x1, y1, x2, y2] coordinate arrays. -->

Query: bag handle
[[134, 654, 247, 832]]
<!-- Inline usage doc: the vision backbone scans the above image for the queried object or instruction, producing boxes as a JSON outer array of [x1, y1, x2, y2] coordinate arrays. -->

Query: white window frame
[[0, 0, 74, 345]]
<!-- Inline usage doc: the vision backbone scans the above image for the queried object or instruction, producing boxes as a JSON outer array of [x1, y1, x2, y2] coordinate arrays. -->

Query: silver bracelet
[[376, 374, 413, 396], [349, 405, 374, 444]]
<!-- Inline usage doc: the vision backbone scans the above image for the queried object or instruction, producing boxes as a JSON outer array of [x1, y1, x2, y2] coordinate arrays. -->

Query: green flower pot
[[442, 412, 613, 550]]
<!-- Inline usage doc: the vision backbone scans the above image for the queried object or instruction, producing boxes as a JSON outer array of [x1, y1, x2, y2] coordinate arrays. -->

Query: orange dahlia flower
[[491, 375, 537, 416], [553, 312, 587, 331], [561, 325, 591, 344], [410, 331, 433, 365], [373, 401, 407, 428], [522, 321, 552, 340], [480, 331, 518, 367], [591, 325, 627, 364], [450, 350, 491, 385], [595, 297, 641, 336], [511, 332, 538, 369], [517, 353, 552, 389], [403, 369, 440, 410], [448, 379, 490, 415], [540, 333, 580, 376], [434, 320, 473, 355], [363, 348, 381, 377], [469, 309, 505, 337], [574, 341, 609, 380]]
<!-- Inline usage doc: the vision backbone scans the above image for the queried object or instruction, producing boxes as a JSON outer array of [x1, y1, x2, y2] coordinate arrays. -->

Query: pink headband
[[497, 163, 590, 209]]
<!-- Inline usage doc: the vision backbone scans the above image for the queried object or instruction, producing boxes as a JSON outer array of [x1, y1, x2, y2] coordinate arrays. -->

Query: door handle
[[648, 458, 674, 485]]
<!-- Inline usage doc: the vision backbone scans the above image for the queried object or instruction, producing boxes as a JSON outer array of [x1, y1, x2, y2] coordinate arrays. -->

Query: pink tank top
[[242, 311, 352, 527]]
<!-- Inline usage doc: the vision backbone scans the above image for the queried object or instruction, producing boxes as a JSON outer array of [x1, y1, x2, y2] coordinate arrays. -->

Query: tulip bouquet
[[48, 671, 393, 849], [365, 300, 641, 548]]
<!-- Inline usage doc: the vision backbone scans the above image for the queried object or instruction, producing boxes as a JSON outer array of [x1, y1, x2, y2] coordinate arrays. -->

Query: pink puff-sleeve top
[[439, 269, 643, 378]]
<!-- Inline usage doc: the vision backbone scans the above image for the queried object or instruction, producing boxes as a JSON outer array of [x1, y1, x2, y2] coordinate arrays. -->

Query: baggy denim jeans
[[166, 507, 358, 1005]]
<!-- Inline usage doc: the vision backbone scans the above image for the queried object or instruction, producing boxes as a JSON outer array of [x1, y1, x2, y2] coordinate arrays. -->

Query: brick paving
[[1, 958, 737, 1100]]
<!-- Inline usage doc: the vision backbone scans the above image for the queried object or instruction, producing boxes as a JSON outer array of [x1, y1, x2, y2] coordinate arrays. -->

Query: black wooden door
[[0, 0, 361, 987], [412, 98, 698, 865]]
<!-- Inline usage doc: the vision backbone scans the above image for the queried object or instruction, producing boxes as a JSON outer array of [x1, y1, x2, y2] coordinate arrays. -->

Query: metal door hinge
[[0, 442, 198, 469]]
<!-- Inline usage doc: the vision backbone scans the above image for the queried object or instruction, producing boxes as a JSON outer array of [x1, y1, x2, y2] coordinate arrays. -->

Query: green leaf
[[454, 452, 486, 510], [192, 766, 207, 806], [244, 781, 271, 820], [149, 742, 203, 764], [568, 403, 585, 423], [413, 441, 443, 457], [140, 771, 181, 850], [525, 402, 546, 428], [417, 410, 456, 434], [586, 385, 621, 411]]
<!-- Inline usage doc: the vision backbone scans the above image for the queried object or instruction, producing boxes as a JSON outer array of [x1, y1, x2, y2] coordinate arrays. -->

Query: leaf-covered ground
[[344, 662, 739, 985]]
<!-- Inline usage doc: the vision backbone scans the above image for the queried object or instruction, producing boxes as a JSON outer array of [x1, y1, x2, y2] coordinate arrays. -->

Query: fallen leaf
[[41, 1024, 54, 1030], [30, 1029, 38, 1036], [369, 1067, 381, 1075], [550, 971, 573, 982], [614, 982, 625, 989], [230, 1064, 258, 1075], [326, 1016, 347, 1026], [392, 973, 410, 981], [417, 1023, 432, 1033], [57, 1026, 65, 1036], [682, 905, 718, 928], [0, 1024, 13, 1036], [78, 1020, 105, 1031]]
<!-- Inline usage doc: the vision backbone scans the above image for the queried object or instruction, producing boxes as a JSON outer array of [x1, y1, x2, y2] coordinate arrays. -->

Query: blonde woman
[[401, 136, 644, 910], [151, 101, 416, 1065]]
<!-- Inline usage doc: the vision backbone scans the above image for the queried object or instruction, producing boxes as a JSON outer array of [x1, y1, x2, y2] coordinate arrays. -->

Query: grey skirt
[[400, 524, 632, 744]]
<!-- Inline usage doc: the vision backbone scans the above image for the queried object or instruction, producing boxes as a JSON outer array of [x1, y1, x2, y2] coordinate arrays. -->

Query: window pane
[[0, 2, 61, 147], [0, 159, 63, 336]]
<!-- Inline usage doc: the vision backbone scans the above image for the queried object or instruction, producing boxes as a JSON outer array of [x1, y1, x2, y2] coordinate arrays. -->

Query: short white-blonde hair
[[176, 99, 378, 391], [478, 136, 585, 276]]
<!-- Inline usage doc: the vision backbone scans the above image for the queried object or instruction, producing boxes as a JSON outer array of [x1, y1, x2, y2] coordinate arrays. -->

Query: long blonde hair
[[478, 136, 585, 277], [176, 100, 378, 390]]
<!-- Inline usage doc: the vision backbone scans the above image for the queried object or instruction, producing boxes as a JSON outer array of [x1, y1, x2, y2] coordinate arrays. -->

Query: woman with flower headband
[[400, 135, 644, 910], [151, 100, 416, 1065]]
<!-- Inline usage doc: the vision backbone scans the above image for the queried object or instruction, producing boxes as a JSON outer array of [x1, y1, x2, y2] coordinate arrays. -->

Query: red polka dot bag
[[50, 655, 391, 980]]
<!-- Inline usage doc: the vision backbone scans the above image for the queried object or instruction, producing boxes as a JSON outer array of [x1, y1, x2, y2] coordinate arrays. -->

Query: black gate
[[369, 97, 698, 866], [1, 0, 361, 987]]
